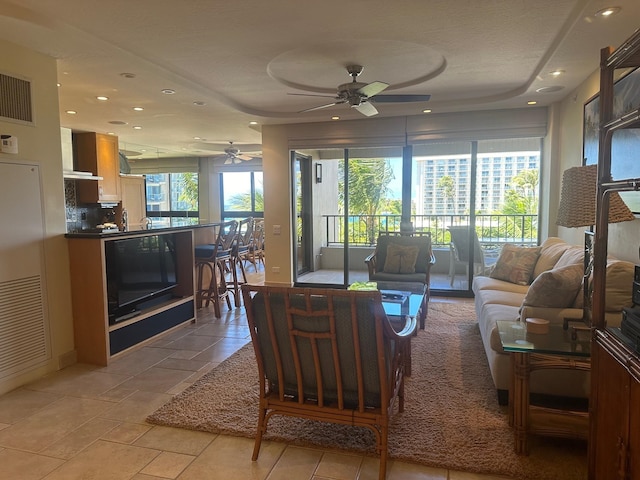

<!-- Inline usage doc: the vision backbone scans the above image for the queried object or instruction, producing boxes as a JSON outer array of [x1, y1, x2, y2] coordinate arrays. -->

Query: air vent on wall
[[0, 73, 33, 124]]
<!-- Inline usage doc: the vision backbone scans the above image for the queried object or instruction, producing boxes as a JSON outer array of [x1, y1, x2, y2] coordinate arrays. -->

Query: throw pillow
[[383, 243, 419, 274], [490, 244, 541, 285], [521, 264, 584, 309]]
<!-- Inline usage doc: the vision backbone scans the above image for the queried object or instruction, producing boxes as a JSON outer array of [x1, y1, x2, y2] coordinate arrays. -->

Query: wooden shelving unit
[[589, 28, 640, 480], [67, 229, 196, 365]]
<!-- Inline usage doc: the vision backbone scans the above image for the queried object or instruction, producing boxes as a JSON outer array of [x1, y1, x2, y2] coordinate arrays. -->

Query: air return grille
[[0, 275, 48, 378], [0, 73, 33, 123]]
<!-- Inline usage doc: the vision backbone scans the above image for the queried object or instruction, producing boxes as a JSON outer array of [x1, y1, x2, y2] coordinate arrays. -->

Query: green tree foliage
[[496, 168, 539, 240], [339, 158, 395, 244], [227, 190, 264, 211], [178, 173, 198, 210], [437, 175, 456, 213]]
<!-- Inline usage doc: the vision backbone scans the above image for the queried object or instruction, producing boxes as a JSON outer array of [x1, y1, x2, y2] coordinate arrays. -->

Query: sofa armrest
[[519, 305, 583, 325]]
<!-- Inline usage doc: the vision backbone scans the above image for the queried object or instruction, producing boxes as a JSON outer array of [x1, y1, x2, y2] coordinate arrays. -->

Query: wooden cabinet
[[67, 230, 195, 365], [591, 331, 640, 480], [119, 174, 146, 230], [75, 132, 121, 203]]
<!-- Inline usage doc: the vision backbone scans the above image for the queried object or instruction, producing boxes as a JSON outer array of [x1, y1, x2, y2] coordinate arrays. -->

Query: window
[[145, 173, 199, 228], [220, 171, 264, 221]]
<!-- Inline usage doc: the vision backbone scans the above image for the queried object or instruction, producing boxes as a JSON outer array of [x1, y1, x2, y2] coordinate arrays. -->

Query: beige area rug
[[147, 301, 587, 479]]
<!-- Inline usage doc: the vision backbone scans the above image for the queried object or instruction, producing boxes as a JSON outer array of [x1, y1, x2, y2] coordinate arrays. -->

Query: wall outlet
[[271, 266, 280, 273], [273, 224, 281, 235]]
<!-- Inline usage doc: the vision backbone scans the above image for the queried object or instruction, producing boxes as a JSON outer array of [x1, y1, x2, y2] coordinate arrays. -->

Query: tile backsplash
[[64, 179, 118, 232]]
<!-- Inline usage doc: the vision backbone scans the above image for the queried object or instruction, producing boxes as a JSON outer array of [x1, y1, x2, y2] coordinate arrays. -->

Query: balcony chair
[[447, 225, 495, 287], [241, 285, 415, 480], [194, 220, 238, 317]]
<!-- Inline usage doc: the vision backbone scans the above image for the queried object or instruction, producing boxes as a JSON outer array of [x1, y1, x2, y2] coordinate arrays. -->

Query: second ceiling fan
[[213, 142, 261, 164], [291, 65, 431, 117]]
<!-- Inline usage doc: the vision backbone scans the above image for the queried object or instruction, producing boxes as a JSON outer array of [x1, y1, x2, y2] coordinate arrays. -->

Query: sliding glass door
[[292, 137, 541, 294]]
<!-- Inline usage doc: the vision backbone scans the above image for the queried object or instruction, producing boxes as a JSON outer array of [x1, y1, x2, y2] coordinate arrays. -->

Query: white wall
[[0, 39, 75, 393]]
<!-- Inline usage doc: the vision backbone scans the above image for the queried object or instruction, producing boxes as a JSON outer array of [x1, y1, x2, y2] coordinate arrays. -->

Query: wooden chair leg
[[378, 424, 389, 480], [252, 406, 267, 461]]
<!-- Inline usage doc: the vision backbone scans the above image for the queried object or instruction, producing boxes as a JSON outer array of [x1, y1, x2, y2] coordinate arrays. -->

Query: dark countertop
[[65, 221, 216, 239]]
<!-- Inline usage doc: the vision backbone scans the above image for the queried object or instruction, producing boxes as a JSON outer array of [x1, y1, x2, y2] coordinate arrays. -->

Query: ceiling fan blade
[[299, 101, 342, 113], [370, 94, 431, 103], [357, 81, 389, 98], [224, 158, 232, 165], [236, 154, 253, 161], [288, 93, 338, 98], [354, 101, 378, 117]]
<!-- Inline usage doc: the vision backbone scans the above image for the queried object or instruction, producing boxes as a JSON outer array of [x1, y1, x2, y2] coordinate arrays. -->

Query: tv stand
[[112, 309, 142, 324], [67, 229, 196, 365]]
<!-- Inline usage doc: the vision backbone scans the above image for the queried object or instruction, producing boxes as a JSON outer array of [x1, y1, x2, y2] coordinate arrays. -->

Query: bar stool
[[194, 220, 237, 318], [229, 217, 253, 307]]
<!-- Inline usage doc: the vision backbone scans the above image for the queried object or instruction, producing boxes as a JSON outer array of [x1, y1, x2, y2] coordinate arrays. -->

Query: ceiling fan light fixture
[[595, 6, 621, 17]]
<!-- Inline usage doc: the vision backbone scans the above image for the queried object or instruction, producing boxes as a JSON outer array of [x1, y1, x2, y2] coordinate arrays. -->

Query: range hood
[[61, 127, 103, 180], [63, 170, 103, 180]]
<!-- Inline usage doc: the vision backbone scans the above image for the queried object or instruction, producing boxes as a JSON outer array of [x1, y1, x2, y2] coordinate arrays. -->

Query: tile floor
[[0, 268, 514, 480]]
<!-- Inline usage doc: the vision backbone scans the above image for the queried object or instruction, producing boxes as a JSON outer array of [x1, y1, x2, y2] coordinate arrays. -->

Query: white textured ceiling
[[0, 0, 639, 158]]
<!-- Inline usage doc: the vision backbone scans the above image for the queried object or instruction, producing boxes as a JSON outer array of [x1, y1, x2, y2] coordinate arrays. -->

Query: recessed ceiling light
[[133, 106, 144, 111], [595, 6, 621, 17], [57, 83, 61, 87], [193, 136, 201, 140], [422, 109, 432, 113], [107, 132, 115, 135], [249, 121, 258, 125], [549, 69, 565, 77], [108, 120, 128, 125], [161, 88, 176, 95], [193, 101, 206, 106], [132, 125, 142, 130], [331, 116, 340, 120], [527, 101, 537, 105], [96, 96, 109, 101], [65, 110, 77, 115], [120, 72, 136, 79]]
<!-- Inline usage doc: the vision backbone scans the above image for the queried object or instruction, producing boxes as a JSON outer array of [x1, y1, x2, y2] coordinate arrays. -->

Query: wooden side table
[[497, 320, 591, 454]]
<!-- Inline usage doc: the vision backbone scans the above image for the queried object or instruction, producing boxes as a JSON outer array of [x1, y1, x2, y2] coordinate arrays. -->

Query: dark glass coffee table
[[377, 281, 428, 329], [497, 319, 591, 454]]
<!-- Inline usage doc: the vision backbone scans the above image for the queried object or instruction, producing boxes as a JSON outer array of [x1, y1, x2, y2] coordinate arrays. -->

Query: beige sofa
[[472, 237, 635, 402]]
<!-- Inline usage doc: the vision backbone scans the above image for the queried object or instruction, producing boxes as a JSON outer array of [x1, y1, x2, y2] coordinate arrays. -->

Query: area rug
[[147, 300, 587, 479]]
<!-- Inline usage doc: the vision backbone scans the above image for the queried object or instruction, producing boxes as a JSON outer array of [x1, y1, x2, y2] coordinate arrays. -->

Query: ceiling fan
[[290, 65, 431, 117], [213, 142, 261, 164]]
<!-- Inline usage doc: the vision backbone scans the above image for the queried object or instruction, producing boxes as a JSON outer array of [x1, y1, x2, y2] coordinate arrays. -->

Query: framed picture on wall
[[583, 67, 640, 212]]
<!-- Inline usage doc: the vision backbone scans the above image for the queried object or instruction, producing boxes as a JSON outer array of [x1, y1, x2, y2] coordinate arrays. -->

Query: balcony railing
[[322, 214, 538, 247]]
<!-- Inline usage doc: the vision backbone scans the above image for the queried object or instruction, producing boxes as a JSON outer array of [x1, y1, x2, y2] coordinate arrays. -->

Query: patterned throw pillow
[[522, 264, 584, 308], [383, 243, 420, 274], [490, 244, 541, 285]]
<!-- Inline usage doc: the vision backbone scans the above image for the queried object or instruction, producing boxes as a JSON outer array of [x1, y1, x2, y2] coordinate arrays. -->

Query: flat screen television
[[106, 234, 178, 323]]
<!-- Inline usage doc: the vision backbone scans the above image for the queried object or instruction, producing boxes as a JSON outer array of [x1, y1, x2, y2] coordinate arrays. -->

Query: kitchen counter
[[65, 220, 216, 239]]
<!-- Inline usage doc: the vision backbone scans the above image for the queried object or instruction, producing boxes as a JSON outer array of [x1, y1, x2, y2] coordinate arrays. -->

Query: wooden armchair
[[364, 232, 435, 286], [241, 285, 415, 480]]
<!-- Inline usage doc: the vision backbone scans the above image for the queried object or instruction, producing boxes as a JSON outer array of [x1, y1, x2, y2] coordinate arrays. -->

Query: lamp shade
[[556, 164, 634, 227]]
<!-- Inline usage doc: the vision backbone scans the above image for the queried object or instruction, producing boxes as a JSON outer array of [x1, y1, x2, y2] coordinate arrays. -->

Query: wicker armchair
[[364, 232, 435, 285], [241, 285, 415, 480]]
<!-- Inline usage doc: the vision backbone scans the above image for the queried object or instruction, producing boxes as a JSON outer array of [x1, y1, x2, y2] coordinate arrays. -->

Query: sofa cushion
[[472, 276, 530, 294], [383, 243, 419, 274], [490, 244, 541, 286], [554, 246, 584, 269], [533, 237, 573, 278], [478, 303, 521, 352], [604, 260, 635, 312], [522, 264, 584, 309]]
